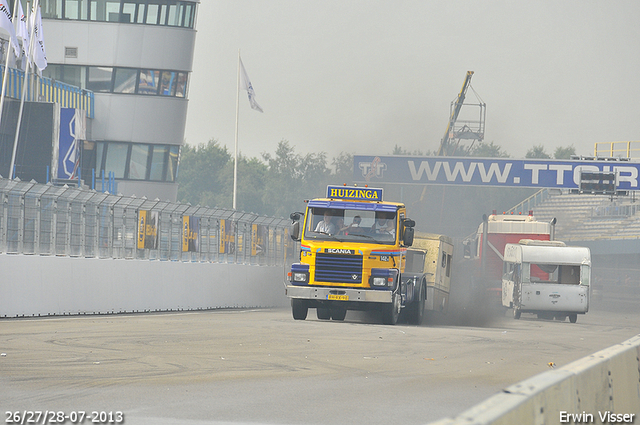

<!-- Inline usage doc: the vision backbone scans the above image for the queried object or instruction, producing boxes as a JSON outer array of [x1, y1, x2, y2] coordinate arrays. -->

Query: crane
[[436, 71, 485, 156]]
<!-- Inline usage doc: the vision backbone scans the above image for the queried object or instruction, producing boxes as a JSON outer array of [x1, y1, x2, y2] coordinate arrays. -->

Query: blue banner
[[353, 155, 640, 191], [58, 108, 79, 179]]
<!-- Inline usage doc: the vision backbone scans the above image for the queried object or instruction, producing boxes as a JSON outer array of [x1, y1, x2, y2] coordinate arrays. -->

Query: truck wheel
[[513, 287, 521, 320], [406, 283, 425, 325], [382, 293, 400, 325], [330, 307, 347, 321], [513, 307, 521, 320], [291, 299, 308, 320], [569, 314, 578, 323], [316, 307, 331, 320]]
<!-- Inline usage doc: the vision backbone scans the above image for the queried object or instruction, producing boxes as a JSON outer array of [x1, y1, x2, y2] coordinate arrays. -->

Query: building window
[[167, 145, 179, 181], [64, 0, 89, 20], [95, 141, 179, 182], [135, 3, 146, 23], [159, 71, 176, 96], [128, 143, 150, 179], [40, 0, 197, 28], [149, 145, 168, 181], [175, 72, 187, 97], [138, 69, 160, 95], [87, 66, 113, 92], [113, 68, 137, 93], [103, 142, 129, 179], [121, 2, 136, 23], [44, 65, 189, 98]]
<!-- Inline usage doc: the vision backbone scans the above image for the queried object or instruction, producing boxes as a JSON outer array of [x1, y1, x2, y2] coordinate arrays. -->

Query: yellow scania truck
[[285, 185, 419, 325]]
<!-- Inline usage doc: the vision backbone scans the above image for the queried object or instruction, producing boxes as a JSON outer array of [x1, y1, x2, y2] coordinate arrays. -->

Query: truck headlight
[[292, 272, 308, 282], [290, 263, 310, 285], [369, 268, 398, 288], [372, 277, 387, 286]]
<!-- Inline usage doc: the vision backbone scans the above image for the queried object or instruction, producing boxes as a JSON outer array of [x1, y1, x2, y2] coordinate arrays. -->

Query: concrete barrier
[[429, 334, 640, 425], [0, 254, 289, 317]]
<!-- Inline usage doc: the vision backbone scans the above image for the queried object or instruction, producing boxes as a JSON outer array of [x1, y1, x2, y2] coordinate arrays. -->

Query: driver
[[315, 210, 337, 235], [372, 212, 395, 235]]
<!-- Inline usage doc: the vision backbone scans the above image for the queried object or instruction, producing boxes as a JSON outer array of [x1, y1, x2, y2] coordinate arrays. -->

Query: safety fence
[[0, 178, 295, 266]]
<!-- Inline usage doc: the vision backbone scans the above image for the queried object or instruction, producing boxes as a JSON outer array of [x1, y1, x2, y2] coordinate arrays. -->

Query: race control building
[[40, 0, 199, 201]]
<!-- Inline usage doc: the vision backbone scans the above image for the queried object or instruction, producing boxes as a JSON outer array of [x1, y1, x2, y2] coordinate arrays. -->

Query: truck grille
[[315, 253, 363, 284]]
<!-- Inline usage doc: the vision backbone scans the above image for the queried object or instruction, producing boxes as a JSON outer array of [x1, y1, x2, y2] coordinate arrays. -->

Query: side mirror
[[290, 212, 303, 241], [402, 226, 414, 247], [401, 219, 415, 246], [463, 240, 471, 259], [290, 221, 300, 241]]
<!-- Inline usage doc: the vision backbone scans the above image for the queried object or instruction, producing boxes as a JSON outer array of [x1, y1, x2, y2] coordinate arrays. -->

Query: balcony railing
[[0, 65, 94, 118]]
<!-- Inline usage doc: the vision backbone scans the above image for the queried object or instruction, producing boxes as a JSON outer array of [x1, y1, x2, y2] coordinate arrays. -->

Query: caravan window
[[529, 263, 581, 284]]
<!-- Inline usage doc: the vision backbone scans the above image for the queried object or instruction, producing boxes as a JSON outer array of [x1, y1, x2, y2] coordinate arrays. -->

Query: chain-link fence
[[0, 178, 296, 266]]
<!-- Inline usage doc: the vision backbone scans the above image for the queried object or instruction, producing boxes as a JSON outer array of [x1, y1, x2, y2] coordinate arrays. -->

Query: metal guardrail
[[1, 65, 94, 118], [0, 178, 294, 265], [594, 141, 640, 159], [505, 188, 551, 215]]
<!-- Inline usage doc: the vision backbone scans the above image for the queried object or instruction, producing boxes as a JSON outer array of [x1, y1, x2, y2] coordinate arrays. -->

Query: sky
[[184, 0, 640, 164]]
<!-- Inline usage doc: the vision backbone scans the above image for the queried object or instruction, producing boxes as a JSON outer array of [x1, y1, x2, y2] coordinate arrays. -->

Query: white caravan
[[502, 240, 591, 323]]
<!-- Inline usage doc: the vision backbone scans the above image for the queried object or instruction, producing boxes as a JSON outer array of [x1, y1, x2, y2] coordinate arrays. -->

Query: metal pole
[[0, 0, 20, 131], [9, 0, 40, 180], [233, 50, 240, 210]]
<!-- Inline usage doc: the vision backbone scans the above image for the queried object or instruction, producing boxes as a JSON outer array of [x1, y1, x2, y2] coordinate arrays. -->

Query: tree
[[261, 140, 332, 217], [468, 141, 510, 158], [526, 145, 551, 159], [391, 144, 427, 156], [177, 140, 232, 206], [332, 151, 353, 183], [554, 145, 576, 159]]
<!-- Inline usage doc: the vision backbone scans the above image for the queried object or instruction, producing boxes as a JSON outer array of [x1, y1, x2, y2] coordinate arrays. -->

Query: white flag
[[15, 1, 28, 59], [30, 4, 46, 71], [0, 0, 19, 57], [239, 57, 263, 113]]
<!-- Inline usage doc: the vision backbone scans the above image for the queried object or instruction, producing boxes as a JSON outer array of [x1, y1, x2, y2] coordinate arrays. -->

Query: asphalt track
[[1, 293, 639, 425]]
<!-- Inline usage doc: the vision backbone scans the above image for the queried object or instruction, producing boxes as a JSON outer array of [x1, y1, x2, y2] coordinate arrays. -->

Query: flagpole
[[233, 50, 240, 210], [9, 0, 38, 179], [0, 0, 20, 147]]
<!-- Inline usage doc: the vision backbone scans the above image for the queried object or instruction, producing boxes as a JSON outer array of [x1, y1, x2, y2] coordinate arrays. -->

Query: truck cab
[[286, 185, 416, 325]]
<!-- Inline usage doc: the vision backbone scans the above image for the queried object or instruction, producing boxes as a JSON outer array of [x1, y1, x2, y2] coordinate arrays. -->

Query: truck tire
[[381, 293, 401, 325], [513, 284, 521, 320], [513, 306, 521, 320], [330, 307, 347, 321], [316, 307, 331, 320], [291, 299, 308, 320], [405, 283, 425, 325], [569, 314, 578, 323]]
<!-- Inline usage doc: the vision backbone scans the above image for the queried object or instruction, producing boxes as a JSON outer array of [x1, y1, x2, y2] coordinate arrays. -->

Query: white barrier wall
[[429, 334, 640, 425], [0, 254, 289, 317]]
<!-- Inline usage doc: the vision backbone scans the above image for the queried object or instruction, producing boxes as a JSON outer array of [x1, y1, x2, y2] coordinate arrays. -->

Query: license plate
[[328, 294, 348, 301]]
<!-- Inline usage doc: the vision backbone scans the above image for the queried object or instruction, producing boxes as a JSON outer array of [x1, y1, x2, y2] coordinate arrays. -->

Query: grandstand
[[531, 191, 640, 241]]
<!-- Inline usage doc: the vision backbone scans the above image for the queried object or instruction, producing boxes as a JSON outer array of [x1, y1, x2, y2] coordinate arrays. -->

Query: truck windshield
[[305, 207, 397, 244]]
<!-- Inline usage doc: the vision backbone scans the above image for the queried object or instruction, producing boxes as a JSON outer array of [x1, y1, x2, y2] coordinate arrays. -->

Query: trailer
[[462, 211, 555, 306], [402, 233, 454, 324], [502, 239, 591, 323]]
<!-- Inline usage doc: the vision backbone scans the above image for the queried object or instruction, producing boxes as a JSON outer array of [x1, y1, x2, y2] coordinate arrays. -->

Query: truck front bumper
[[285, 285, 392, 304]]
